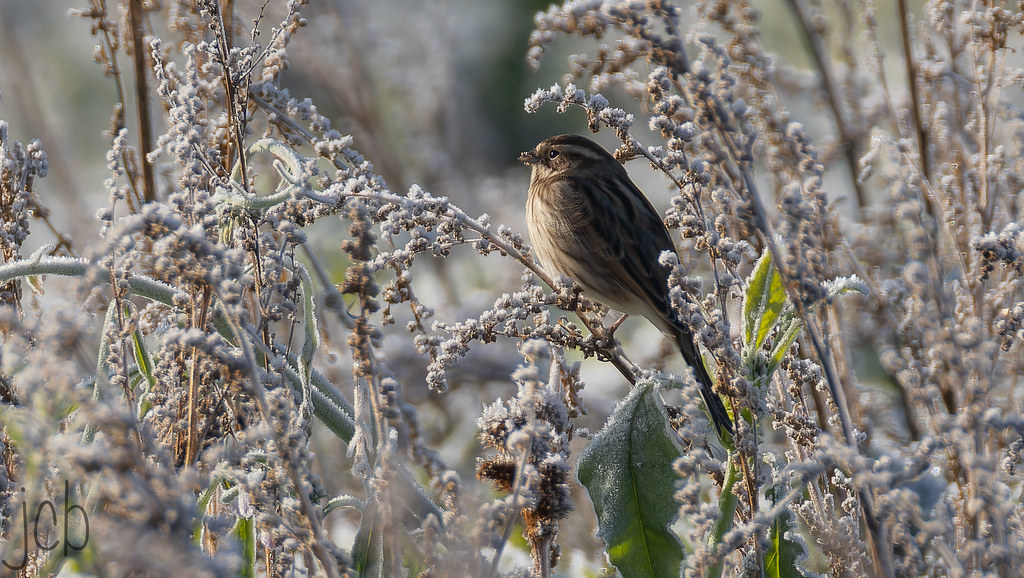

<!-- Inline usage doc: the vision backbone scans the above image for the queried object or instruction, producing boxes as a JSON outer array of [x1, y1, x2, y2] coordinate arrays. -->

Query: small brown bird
[[520, 134, 733, 435]]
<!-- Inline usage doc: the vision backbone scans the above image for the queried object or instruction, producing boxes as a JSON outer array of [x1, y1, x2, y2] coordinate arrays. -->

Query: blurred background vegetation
[[0, 0, 909, 228]]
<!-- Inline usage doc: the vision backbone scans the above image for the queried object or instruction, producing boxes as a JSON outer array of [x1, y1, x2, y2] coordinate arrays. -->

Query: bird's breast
[[526, 187, 647, 316]]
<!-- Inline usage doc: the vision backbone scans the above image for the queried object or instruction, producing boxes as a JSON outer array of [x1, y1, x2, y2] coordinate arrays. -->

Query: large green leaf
[[577, 381, 684, 578]]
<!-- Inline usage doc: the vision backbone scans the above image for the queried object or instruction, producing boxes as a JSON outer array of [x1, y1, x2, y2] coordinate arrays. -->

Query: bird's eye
[[548, 149, 560, 160]]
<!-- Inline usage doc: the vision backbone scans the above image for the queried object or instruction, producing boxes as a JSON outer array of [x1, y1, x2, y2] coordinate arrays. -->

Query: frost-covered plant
[[1, 0, 1023, 576], [524, 0, 1024, 576]]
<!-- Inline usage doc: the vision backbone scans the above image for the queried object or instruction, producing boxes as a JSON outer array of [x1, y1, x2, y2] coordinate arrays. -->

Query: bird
[[519, 134, 733, 436]]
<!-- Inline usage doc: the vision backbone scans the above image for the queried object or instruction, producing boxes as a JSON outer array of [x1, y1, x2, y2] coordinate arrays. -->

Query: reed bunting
[[520, 134, 733, 435]]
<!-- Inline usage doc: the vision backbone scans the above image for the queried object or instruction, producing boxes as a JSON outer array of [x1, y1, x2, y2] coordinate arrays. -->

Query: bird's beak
[[519, 149, 539, 165]]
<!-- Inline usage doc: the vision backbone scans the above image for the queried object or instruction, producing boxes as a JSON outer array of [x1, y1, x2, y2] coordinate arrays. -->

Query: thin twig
[[898, 0, 930, 182], [783, 0, 867, 214], [127, 0, 156, 203]]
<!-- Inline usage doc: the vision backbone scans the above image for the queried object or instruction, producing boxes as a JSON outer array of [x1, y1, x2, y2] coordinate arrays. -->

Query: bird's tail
[[673, 328, 734, 436]]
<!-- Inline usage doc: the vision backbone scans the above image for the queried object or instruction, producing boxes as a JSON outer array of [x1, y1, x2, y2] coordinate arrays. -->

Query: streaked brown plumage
[[520, 134, 733, 435]]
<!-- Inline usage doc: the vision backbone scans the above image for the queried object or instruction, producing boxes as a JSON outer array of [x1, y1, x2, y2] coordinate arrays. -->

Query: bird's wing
[[560, 171, 681, 322]]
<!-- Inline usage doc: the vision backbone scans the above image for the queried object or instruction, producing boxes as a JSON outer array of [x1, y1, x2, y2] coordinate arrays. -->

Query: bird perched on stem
[[520, 134, 733, 436]]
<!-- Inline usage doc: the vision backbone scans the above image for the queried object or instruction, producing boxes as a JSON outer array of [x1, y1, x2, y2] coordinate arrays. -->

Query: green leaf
[[233, 515, 257, 578], [83, 304, 120, 445], [742, 249, 804, 385], [130, 326, 157, 418], [705, 454, 740, 578], [296, 263, 320, 381], [823, 274, 868, 299], [193, 476, 226, 545], [577, 381, 684, 578], [743, 249, 787, 352], [130, 326, 156, 388], [352, 501, 389, 577], [767, 316, 802, 376], [764, 504, 808, 578]]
